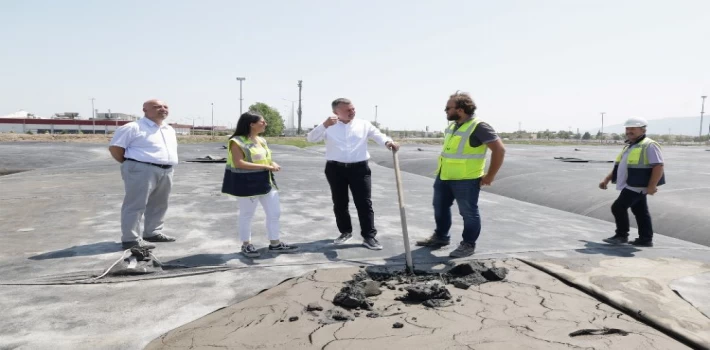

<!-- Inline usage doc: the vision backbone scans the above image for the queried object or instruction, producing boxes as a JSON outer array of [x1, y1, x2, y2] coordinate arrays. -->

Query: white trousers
[[237, 190, 281, 242]]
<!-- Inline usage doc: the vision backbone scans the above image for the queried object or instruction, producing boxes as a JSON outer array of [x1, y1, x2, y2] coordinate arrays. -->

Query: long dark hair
[[230, 111, 263, 139]]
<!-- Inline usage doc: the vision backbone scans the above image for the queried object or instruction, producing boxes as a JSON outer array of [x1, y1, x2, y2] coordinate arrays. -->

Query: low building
[[168, 123, 192, 135], [93, 112, 139, 121], [0, 118, 132, 134]]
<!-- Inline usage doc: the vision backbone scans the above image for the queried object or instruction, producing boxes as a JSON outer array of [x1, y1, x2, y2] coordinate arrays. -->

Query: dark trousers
[[433, 176, 482, 244], [611, 188, 654, 240], [324, 161, 376, 239]]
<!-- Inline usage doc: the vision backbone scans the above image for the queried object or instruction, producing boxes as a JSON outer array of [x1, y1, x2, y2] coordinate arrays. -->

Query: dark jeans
[[324, 161, 376, 239], [433, 176, 482, 244], [611, 188, 654, 240]]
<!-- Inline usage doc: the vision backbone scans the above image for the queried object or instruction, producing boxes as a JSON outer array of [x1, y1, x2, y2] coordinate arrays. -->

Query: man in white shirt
[[306, 98, 399, 250], [109, 99, 179, 250]]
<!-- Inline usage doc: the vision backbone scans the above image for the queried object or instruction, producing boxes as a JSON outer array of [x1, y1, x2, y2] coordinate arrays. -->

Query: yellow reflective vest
[[437, 118, 487, 180], [221, 136, 277, 197], [611, 136, 666, 187]]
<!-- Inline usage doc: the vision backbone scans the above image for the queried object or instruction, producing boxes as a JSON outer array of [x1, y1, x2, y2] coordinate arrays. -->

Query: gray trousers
[[120, 160, 174, 242]]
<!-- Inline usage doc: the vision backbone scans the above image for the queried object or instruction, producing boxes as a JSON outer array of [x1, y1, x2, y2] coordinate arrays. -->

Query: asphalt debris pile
[[397, 282, 453, 308], [553, 156, 613, 164], [329, 261, 508, 312], [320, 307, 355, 324], [306, 302, 323, 312], [184, 155, 227, 163], [569, 328, 629, 337]]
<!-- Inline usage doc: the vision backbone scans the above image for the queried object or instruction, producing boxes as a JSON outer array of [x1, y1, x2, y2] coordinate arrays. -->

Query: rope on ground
[[84, 249, 131, 282]]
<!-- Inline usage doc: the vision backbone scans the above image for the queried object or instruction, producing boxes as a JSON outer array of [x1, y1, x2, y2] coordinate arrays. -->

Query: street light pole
[[90, 98, 96, 134], [700, 95, 707, 139], [211, 103, 214, 138], [375, 105, 378, 124], [236, 77, 246, 115], [600, 112, 605, 143], [297, 80, 303, 134]]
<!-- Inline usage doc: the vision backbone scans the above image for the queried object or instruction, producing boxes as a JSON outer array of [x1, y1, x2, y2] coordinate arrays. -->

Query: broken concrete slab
[[398, 283, 452, 303], [523, 257, 710, 349], [359, 280, 383, 297], [145, 260, 688, 350], [451, 273, 487, 289]]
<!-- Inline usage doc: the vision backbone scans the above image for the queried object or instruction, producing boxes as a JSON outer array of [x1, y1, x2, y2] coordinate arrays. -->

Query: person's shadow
[[291, 239, 362, 262], [28, 241, 123, 260], [159, 239, 365, 268], [161, 252, 258, 267], [575, 240, 641, 258]]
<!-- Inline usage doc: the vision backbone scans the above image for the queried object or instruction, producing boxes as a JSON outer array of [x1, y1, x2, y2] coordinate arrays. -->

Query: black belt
[[327, 160, 368, 168], [125, 158, 173, 169]]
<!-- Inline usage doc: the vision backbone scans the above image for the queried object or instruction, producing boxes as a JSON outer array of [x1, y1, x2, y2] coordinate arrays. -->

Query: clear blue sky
[[1, 0, 709, 132]]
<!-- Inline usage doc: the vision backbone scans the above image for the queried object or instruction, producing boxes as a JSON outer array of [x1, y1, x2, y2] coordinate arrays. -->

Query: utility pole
[[211, 103, 214, 138], [90, 98, 96, 134], [375, 105, 378, 124], [236, 77, 246, 115], [600, 112, 605, 143], [700, 95, 707, 139], [297, 80, 303, 134]]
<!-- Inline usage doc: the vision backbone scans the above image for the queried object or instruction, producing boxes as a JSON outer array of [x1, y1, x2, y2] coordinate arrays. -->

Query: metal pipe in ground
[[392, 148, 414, 274]]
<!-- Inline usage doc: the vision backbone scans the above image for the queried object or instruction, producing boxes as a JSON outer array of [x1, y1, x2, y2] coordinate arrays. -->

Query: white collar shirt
[[110, 117, 178, 165], [306, 118, 392, 163]]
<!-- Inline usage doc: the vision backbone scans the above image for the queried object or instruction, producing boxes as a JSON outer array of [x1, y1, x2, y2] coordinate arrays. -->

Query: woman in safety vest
[[221, 111, 299, 257]]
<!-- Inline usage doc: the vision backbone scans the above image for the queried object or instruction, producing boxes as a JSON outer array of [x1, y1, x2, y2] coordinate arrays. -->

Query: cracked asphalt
[[146, 261, 688, 350]]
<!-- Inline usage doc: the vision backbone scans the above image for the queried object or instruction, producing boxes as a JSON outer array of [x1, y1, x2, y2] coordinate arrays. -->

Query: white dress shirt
[[306, 118, 392, 163], [110, 117, 179, 165]]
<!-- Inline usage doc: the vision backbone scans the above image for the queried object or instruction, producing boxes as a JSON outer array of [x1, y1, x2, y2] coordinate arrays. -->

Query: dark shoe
[[362, 237, 383, 250], [416, 234, 450, 247], [334, 232, 353, 245], [630, 238, 653, 247], [144, 233, 176, 243], [449, 242, 476, 258], [269, 242, 299, 253], [241, 244, 261, 258], [602, 235, 629, 245], [121, 240, 156, 250]]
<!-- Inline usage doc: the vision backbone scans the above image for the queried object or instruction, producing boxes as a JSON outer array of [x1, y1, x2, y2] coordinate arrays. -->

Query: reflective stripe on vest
[[225, 136, 272, 173], [614, 138, 655, 168], [611, 137, 666, 187], [437, 118, 488, 180], [440, 121, 487, 159], [221, 136, 275, 197]]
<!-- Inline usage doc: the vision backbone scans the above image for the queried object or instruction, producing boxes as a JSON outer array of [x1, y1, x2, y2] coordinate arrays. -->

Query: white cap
[[623, 117, 648, 128]]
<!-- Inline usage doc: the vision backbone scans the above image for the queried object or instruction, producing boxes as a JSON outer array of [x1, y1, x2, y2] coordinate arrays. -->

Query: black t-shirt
[[452, 121, 499, 147]]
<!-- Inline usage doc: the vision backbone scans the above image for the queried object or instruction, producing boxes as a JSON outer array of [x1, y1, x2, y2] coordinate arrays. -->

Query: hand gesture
[[323, 116, 338, 128]]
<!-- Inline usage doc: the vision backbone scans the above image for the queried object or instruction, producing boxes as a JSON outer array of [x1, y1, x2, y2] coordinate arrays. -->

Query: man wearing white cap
[[598, 117, 665, 247]]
